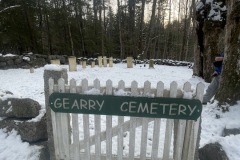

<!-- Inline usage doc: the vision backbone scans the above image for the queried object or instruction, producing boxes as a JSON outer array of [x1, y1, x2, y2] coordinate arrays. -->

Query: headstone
[[91, 61, 95, 68], [103, 56, 107, 67], [30, 67, 34, 73], [50, 59, 60, 65], [98, 56, 102, 67], [82, 61, 86, 69], [109, 57, 113, 67], [68, 56, 77, 71], [127, 56, 133, 68], [149, 59, 154, 69]]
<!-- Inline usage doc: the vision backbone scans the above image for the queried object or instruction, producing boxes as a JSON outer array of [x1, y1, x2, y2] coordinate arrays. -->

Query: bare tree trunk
[[180, 0, 189, 61], [203, 23, 222, 82], [117, 0, 124, 59], [45, 11, 53, 55], [144, 0, 157, 59], [73, 1, 85, 56], [62, 0, 74, 56], [216, 0, 240, 105], [163, 0, 171, 59], [138, 0, 145, 56]]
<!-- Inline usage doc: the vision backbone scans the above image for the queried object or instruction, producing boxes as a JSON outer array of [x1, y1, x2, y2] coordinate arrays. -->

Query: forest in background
[[0, 0, 195, 61]]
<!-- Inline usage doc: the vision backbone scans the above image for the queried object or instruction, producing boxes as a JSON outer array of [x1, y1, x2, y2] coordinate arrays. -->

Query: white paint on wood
[[151, 81, 163, 159], [163, 81, 178, 159], [106, 80, 113, 160], [49, 79, 204, 160], [129, 81, 138, 159], [82, 79, 91, 159], [56, 78, 70, 160]]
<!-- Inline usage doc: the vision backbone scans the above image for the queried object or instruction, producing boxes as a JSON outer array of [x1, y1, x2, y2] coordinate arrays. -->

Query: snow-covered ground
[[0, 63, 240, 160]]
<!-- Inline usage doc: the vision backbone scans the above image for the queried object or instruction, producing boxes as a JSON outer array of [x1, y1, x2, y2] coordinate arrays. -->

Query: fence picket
[[49, 78, 60, 160], [129, 81, 138, 159], [56, 78, 70, 160], [186, 82, 204, 160], [140, 81, 151, 159], [163, 81, 177, 159], [48, 77, 203, 160], [106, 80, 113, 160], [151, 81, 164, 160], [117, 80, 125, 160], [94, 79, 101, 160], [82, 79, 91, 159], [70, 79, 80, 160]]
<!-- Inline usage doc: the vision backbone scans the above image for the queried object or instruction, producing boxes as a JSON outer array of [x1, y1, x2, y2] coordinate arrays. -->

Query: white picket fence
[[48, 78, 204, 160]]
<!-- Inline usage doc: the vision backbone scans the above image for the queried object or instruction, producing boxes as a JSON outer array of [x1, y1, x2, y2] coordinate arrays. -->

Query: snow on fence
[[48, 78, 204, 160]]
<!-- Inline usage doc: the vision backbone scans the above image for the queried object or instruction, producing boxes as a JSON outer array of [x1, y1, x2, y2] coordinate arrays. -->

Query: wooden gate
[[48, 78, 204, 160]]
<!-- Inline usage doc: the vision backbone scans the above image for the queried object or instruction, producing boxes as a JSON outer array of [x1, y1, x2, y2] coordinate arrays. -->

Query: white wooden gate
[[48, 78, 204, 160]]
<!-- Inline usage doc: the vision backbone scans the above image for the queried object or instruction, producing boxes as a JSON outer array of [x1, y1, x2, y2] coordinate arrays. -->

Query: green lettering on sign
[[49, 93, 202, 120]]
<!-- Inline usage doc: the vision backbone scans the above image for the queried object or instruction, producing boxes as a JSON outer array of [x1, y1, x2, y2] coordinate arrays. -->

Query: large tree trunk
[[202, 22, 223, 82], [117, 0, 124, 59], [216, 1, 240, 105], [144, 0, 157, 59]]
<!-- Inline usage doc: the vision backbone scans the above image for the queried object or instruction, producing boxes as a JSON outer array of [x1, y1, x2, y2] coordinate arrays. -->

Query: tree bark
[[203, 22, 222, 82], [216, 0, 240, 105], [117, 0, 124, 59]]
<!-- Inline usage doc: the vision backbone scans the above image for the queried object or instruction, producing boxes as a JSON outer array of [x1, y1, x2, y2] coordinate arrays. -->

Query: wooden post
[[50, 59, 60, 65], [127, 56, 133, 68], [98, 56, 102, 67], [103, 56, 107, 67], [44, 67, 68, 160], [109, 57, 113, 67], [68, 56, 77, 71]]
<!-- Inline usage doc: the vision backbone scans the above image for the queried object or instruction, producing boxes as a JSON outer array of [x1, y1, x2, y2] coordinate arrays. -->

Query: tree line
[[0, 0, 195, 61]]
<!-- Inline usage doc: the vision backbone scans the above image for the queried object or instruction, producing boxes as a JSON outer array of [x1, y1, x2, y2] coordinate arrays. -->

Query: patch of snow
[[44, 64, 63, 71], [84, 88, 103, 95], [2, 54, 17, 57], [196, 2, 204, 11], [23, 56, 30, 62], [0, 129, 41, 160], [183, 91, 193, 99]]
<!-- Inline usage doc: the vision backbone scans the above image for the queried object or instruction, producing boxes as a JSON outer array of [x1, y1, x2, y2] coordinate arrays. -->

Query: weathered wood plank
[[56, 78, 70, 160], [163, 81, 177, 159], [94, 79, 101, 160], [106, 80, 113, 160], [70, 79, 80, 160], [82, 79, 91, 159], [129, 81, 138, 159], [151, 81, 164, 160], [117, 80, 125, 160]]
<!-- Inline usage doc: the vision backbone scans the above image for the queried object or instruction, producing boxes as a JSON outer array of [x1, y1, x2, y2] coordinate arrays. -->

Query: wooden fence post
[[44, 66, 68, 160]]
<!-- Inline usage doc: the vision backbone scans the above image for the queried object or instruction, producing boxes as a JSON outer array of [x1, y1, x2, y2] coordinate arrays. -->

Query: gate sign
[[49, 93, 202, 120]]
